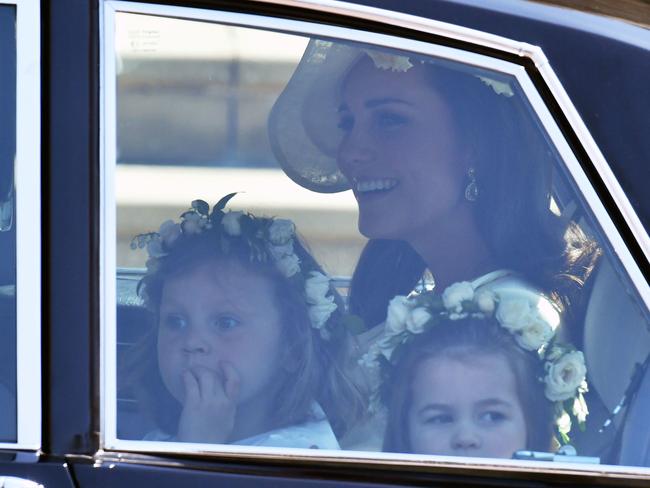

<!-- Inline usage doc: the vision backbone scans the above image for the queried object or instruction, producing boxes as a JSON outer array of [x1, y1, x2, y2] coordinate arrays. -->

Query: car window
[[103, 4, 650, 473], [0, 2, 17, 443]]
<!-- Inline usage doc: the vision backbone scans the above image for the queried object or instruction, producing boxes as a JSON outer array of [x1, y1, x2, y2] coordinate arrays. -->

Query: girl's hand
[[176, 362, 241, 444]]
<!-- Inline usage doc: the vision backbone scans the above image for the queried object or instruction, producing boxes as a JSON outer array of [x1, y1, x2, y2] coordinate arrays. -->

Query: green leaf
[[341, 314, 366, 335], [559, 431, 570, 445], [191, 199, 210, 216], [213, 192, 238, 213]]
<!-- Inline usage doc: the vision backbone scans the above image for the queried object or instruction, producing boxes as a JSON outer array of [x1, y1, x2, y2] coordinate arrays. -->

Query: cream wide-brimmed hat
[[268, 38, 515, 193], [268, 39, 363, 193]]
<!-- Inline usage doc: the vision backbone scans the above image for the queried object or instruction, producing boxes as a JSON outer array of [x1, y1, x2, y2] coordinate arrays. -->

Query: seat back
[[583, 257, 650, 464]]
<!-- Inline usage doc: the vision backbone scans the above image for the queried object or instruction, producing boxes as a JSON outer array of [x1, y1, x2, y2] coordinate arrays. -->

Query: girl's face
[[157, 259, 284, 409], [407, 353, 527, 459], [336, 57, 469, 240]]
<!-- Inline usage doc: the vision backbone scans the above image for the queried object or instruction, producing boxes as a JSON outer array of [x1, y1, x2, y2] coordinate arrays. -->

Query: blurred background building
[[115, 13, 365, 277]]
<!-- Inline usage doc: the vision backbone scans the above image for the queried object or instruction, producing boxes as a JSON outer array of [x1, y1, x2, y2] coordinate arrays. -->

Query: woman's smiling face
[[336, 56, 469, 240]]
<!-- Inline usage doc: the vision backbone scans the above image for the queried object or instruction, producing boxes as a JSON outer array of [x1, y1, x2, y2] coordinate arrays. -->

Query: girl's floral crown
[[361, 280, 588, 444], [131, 193, 338, 340]]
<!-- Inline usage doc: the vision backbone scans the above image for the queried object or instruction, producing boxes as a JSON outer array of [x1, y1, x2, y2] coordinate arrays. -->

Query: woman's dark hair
[[382, 318, 555, 454], [120, 225, 366, 439], [348, 59, 600, 330]]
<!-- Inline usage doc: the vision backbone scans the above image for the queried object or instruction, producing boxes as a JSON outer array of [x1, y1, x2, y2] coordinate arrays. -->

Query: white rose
[[222, 211, 243, 236], [475, 290, 496, 314], [385, 295, 411, 335], [442, 282, 474, 313], [544, 351, 587, 401], [182, 212, 204, 234], [305, 271, 331, 304], [406, 307, 431, 334], [496, 298, 531, 332], [158, 219, 181, 246], [308, 299, 337, 329], [268, 241, 294, 261], [515, 313, 555, 351], [556, 411, 572, 436], [268, 218, 295, 244], [146, 236, 166, 258], [365, 50, 413, 72], [359, 345, 381, 370], [275, 253, 301, 277]]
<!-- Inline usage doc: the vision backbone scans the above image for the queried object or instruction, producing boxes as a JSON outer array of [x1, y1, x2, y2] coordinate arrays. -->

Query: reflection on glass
[[0, 4, 17, 443], [114, 12, 650, 469]]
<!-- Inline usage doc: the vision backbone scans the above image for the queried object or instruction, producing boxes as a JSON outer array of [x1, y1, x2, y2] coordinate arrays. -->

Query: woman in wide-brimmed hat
[[269, 39, 599, 338]]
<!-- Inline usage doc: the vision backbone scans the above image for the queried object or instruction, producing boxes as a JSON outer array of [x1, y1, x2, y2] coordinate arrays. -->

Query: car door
[[44, 0, 650, 486], [0, 1, 76, 486]]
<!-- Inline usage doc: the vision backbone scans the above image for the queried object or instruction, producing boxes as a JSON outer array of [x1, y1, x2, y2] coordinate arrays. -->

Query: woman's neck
[[407, 206, 497, 290]]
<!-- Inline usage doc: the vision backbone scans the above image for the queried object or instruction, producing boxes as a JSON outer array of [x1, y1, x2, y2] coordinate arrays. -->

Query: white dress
[[144, 402, 340, 450]]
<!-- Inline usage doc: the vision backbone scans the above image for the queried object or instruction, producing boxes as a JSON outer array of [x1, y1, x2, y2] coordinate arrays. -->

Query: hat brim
[[269, 39, 364, 193]]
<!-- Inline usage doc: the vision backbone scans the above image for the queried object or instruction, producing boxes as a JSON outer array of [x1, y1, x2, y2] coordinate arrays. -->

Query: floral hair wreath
[[131, 193, 338, 340], [361, 281, 589, 444], [364, 48, 514, 97]]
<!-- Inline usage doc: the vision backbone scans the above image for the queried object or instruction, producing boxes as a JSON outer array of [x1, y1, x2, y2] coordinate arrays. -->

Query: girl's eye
[[479, 411, 507, 423], [424, 413, 453, 425], [213, 315, 241, 331], [162, 314, 187, 331], [337, 114, 354, 132], [376, 111, 408, 130]]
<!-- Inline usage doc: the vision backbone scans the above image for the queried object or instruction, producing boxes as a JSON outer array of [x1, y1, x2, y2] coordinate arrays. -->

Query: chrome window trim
[[100, 0, 119, 451], [0, 0, 41, 450], [100, 0, 650, 477]]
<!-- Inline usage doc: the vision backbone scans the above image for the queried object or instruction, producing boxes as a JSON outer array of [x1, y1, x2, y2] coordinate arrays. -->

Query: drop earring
[[464, 167, 478, 202]]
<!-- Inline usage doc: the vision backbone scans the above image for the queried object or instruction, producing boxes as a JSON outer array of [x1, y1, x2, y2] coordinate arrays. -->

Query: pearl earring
[[464, 167, 478, 202]]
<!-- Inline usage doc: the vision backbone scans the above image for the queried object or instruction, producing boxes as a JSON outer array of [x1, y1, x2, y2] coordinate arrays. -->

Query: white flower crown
[[131, 194, 338, 340], [364, 49, 514, 97], [361, 280, 588, 443]]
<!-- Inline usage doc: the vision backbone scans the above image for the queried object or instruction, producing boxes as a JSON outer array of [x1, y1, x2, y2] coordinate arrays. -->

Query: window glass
[[0, 3, 17, 443], [111, 10, 650, 470]]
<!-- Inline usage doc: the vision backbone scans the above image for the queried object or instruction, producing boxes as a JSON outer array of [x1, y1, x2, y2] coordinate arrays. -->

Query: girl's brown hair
[[382, 317, 554, 454], [121, 224, 365, 439]]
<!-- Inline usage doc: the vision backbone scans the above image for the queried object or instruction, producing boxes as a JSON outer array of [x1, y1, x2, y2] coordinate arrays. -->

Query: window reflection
[[113, 12, 650, 469]]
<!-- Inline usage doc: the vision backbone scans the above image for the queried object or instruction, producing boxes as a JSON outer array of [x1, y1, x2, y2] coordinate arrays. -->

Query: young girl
[[364, 279, 589, 458], [122, 195, 364, 448]]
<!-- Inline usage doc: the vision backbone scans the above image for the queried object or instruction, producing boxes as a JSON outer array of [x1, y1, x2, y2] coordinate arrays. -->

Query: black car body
[[0, 0, 649, 486]]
